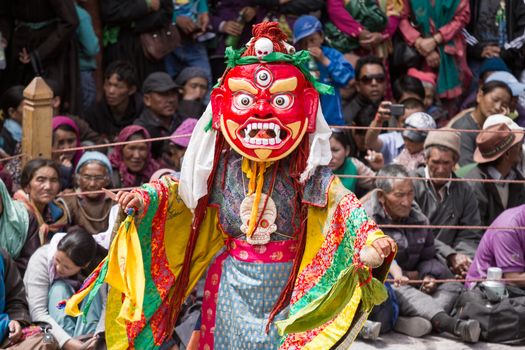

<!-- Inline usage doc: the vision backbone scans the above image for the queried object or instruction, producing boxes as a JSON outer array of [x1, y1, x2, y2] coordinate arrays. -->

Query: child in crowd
[[393, 112, 436, 171], [293, 15, 354, 126], [0, 85, 24, 156]]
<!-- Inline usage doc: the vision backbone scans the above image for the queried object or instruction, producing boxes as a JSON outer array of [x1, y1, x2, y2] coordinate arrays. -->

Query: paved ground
[[351, 332, 519, 350]]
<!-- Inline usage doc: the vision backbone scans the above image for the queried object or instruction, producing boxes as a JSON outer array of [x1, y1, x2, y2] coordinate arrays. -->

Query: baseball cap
[[402, 112, 436, 143], [293, 15, 322, 44], [143, 72, 178, 94], [485, 71, 525, 97]]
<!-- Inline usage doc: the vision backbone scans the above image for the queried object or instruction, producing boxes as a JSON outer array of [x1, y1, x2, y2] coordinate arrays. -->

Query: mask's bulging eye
[[272, 94, 293, 109], [255, 69, 272, 87], [234, 93, 255, 109]]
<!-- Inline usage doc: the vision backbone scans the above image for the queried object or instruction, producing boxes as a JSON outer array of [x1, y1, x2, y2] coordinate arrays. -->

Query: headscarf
[[0, 179, 29, 258], [75, 151, 113, 177], [109, 125, 159, 187], [52, 116, 83, 167]]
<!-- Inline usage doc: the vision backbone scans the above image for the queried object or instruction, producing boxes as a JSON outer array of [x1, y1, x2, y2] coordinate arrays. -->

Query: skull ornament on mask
[[240, 193, 278, 245], [254, 37, 274, 59], [211, 63, 319, 162]]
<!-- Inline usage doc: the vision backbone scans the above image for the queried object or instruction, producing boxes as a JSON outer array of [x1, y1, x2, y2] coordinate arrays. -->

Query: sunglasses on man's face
[[359, 74, 386, 84]]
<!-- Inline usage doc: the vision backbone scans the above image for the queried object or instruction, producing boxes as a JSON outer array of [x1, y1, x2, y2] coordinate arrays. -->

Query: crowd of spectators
[[0, 0, 524, 348]]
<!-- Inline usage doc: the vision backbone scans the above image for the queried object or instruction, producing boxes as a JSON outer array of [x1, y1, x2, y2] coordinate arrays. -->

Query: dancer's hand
[[371, 236, 396, 259], [116, 191, 143, 214]]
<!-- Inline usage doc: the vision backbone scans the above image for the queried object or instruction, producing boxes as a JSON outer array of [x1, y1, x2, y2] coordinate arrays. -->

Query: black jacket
[[363, 189, 452, 279], [83, 93, 144, 142], [465, 164, 525, 227], [413, 167, 482, 260]]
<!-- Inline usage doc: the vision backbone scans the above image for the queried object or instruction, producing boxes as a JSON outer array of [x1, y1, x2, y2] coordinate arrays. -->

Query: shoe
[[359, 320, 381, 340], [454, 319, 481, 343], [394, 316, 432, 337]]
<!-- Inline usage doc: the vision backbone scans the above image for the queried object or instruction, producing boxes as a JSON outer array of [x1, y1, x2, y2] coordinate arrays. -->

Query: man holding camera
[[364, 98, 426, 165]]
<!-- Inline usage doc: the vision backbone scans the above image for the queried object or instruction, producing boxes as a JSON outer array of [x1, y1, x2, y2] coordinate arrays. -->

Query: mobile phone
[[389, 104, 405, 118]]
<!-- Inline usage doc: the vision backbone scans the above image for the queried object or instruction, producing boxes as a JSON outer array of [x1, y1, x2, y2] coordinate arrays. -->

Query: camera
[[389, 104, 405, 118]]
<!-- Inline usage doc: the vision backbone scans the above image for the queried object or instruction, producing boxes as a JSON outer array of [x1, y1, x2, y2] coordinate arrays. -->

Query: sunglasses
[[359, 74, 386, 84]]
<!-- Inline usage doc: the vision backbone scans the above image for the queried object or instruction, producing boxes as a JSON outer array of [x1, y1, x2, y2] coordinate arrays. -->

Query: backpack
[[454, 284, 525, 344]]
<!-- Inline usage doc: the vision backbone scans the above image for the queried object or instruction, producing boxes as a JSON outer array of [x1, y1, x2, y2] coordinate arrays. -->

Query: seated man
[[414, 129, 482, 277], [0, 248, 31, 347], [466, 204, 525, 290], [363, 164, 480, 342], [465, 123, 525, 226], [134, 72, 182, 159], [83, 61, 144, 142]]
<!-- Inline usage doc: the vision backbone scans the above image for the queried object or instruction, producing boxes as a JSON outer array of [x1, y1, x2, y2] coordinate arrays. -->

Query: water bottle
[[225, 11, 246, 49], [482, 267, 506, 302], [0, 33, 6, 70]]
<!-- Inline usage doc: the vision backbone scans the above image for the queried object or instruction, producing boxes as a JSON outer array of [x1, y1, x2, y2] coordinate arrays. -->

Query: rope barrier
[[331, 124, 525, 134], [384, 277, 525, 285], [51, 133, 193, 153], [57, 186, 136, 198], [49, 124, 523, 154], [337, 174, 525, 184], [0, 153, 25, 162]]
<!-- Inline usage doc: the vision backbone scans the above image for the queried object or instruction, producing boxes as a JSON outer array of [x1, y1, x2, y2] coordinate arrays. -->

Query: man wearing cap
[[134, 71, 182, 159], [414, 128, 482, 278], [465, 123, 525, 226]]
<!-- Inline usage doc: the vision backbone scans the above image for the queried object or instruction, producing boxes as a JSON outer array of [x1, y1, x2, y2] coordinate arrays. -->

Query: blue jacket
[[75, 5, 99, 71], [317, 46, 354, 126]]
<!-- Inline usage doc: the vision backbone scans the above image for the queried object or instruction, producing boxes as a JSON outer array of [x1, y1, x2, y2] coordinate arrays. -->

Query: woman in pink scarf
[[109, 125, 159, 188]]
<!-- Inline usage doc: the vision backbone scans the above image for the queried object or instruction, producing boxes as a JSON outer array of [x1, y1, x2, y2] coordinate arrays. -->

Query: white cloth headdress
[[179, 102, 332, 210]]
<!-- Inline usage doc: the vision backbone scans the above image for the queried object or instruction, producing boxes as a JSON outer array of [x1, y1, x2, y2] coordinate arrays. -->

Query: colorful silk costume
[[65, 22, 394, 350]]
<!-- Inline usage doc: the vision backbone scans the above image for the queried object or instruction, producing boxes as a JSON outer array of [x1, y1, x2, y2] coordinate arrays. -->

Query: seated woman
[[14, 159, 69, 245], [109, 125, 159, 188], [0, 85, 25, 156], [52, 116, 84, 190], [329, 129, 375, 194], [24, 227, 105, 350], [0, 179, 39, 276], [61, 152, 114, 235], [449, 80, 512, 166]]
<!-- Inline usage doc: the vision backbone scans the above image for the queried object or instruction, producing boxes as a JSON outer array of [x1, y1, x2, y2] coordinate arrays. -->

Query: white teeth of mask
[[242, 123, 285, 146]]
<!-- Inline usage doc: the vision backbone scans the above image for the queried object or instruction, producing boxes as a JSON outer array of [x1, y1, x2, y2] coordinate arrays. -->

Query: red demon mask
[[210, 63, 319, 162]]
